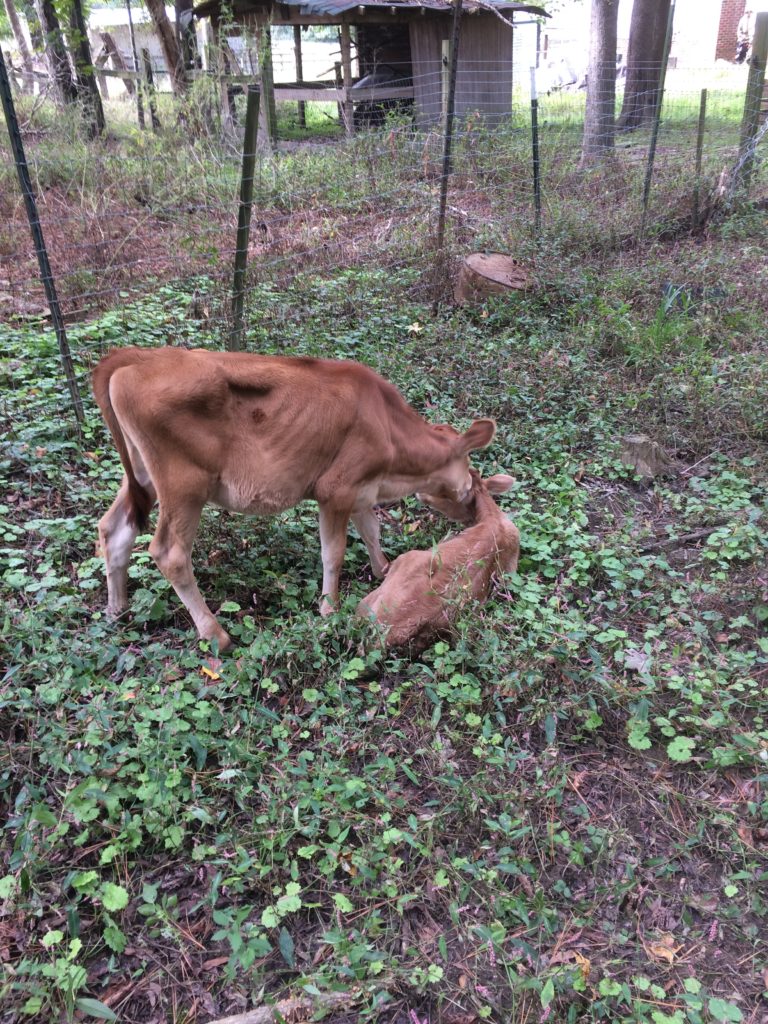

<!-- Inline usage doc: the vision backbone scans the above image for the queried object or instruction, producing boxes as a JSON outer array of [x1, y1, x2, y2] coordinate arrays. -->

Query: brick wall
[[716, 0, 747, 60]]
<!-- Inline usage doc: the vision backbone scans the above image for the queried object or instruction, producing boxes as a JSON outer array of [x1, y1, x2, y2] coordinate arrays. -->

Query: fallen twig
[[639, 523, 729, 554]]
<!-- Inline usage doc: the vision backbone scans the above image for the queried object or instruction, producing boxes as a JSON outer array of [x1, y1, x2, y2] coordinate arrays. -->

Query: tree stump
[[621, 434, 676, 480], [454, 253, 532, 305]]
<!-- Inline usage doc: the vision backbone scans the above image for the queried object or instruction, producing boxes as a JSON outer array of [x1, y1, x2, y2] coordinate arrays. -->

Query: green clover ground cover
[[1, 253, 767, 1023]]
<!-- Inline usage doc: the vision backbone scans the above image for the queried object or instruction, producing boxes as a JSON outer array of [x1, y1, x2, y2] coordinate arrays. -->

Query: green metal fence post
[[0, 47, 84, 431]]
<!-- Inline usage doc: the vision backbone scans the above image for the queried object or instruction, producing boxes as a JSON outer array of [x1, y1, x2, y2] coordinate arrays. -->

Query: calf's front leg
[[318, 503, 353, 615], [351, 508, 390, 579]]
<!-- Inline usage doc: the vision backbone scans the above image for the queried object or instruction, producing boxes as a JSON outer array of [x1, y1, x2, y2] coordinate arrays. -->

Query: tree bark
[[617, 0, 672, 131], [3, 0, 35, 93], [144, 0, 185, 95], [18, 0, 44, 54], [35, 0, 79, 105], [580, 0, 618, 164], [69, 0, 105, 137]]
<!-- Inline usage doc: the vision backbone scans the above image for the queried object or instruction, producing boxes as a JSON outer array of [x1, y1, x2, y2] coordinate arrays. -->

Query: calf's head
[[420, 419, 497, 505], [419, 469, 515, 524]]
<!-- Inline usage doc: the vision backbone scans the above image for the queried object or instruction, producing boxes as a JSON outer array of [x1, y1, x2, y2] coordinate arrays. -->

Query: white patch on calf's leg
[[98, 479, 141, 616]]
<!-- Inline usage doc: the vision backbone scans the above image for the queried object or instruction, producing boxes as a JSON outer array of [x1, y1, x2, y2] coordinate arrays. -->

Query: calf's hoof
[[200, 622, 233, 653], [105, 603, 129, 620]]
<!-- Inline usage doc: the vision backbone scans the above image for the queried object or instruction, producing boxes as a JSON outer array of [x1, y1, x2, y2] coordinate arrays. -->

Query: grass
[[1, 76, 767, 1022], [2, 226, 768, 1022]]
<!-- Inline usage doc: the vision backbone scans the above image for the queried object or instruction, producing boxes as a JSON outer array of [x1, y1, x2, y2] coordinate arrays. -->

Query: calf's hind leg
[[149, 499, 232, 650], [98, 476, 156, 617]]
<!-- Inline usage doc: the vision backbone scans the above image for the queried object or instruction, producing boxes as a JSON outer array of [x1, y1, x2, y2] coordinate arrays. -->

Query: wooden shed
[[192, 0, 546, 135]]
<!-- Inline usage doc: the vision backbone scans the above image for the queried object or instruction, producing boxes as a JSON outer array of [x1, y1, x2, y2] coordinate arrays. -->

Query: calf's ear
[[485, 473, 515, 494], [458, 418, 496, 453]]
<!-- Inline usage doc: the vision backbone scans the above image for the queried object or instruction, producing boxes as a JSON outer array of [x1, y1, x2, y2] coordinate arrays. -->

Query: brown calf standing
[[357, 471, 519, 647], [92, 346, 497, 650]]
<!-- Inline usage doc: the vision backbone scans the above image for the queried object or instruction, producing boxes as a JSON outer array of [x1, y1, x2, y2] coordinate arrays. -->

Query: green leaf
[[261, 906, 280, 928], [31, 803, 57, 827], [598, 978, 622, 997], [667, 736, 696, 762], [142, 882, 158, 905], [42, 930, 64, 948], [707, 998, 743, 1022], [279, 927, 295, 967], [723, 884, 738, 897], [75, 997, 118, 1021], [103, 923, 127, 953], [73, 869, 99, 891], [333, 893, 354, 913], [100, 882, 129, 912], [342, 657, 366, 680], [540, 977, 555, 1008], [0, 875, 17, 899]]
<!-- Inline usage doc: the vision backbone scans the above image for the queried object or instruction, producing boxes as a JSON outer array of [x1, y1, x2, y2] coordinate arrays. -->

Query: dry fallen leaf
[[201, 667, 220, 681], [647, 932, 682, 963], [574, 951, 591, 981]]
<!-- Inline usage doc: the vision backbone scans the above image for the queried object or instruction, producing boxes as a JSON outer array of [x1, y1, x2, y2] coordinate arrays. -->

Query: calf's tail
[[92, 348, 154, 531]]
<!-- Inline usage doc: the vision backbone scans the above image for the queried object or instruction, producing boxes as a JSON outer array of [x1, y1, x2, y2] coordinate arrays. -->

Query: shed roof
[[194, 0, 545, 21]]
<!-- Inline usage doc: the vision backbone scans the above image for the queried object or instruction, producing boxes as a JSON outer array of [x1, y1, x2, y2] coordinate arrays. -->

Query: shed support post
[[142, 48, 161, 131], [294, 25, 306, 128], [340, 22, 353, 134], [258, 20, 277, 142]]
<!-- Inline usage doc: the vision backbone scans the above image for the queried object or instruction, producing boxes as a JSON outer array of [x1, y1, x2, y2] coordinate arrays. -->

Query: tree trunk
[[581, 0, 618, 164], [144, 0, 185, 95], [3, 0, 36, 93], [35, 0, 79, 105], [69, 0, 105, 137], [617, 0, 672, 131], [18, 0, 44, 54]]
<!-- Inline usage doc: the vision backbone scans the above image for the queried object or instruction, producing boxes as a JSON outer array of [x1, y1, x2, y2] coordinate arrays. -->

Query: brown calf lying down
[[357, 471, 519, 647], [92, 346, 498, 650]]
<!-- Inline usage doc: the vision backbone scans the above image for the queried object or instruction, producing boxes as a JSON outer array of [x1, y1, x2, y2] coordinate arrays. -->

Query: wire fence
[[1, 48, 766, 431]]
